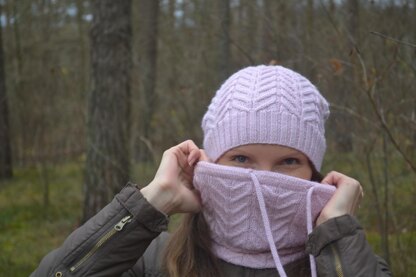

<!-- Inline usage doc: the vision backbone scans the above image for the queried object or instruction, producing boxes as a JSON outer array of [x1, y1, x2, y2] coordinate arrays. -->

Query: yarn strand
[[306, 187, 317, 277], [250, 172, 287, 277]]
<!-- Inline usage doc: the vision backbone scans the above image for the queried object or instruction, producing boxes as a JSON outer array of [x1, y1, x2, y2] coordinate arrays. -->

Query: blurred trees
[[2, 0, 87, 167], [136, 0, 159, 163], [0, 8, 12, 179], [0, 0, 415, 274], [216, 0, 231, 82], [83, 0, 132, 221]]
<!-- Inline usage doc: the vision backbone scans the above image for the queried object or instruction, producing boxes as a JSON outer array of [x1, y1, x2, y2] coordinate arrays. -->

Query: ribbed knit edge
[[203, 111, 326, 170], [194, 162, 335, 194]]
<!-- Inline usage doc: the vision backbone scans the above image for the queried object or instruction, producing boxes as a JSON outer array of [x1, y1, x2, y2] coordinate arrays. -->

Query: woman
[[31, 65, 391, 277]]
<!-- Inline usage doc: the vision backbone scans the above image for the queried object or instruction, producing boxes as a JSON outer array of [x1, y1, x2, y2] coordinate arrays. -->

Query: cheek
[[216, 156, 229, 166], [216, 159, 240, 169], [291, 167, 313, 180], [302, 167, 313, 180]]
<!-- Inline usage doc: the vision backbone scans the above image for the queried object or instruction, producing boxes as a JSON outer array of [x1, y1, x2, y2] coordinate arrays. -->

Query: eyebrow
[[228, 149, 246, 154], [226, 149, 253, 156], [279, 151, 305, 158], [227, 148, 305, 158]]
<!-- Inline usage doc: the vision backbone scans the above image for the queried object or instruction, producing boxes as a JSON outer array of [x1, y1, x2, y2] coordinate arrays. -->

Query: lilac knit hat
[[202, 65, 330, 171]]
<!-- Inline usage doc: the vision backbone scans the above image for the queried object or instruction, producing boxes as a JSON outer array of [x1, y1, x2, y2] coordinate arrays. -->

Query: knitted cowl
[[193, 162, 335, 277]]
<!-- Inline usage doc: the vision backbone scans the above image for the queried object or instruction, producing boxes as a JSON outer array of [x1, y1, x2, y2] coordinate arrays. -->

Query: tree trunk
[[216, 0, 231, 83], [0, 10, 13, 179], [260, 0, 273, 63], [347, 0, 359, 46], [83, 0, 132, 222], [242, 0, 257, 57], [306, 0, 314, 47], [76, 0, 88, 95], [11, 0, 23, 80], [136, 0, 159, 163]]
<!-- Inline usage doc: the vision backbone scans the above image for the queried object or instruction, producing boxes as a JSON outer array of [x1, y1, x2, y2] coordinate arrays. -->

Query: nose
[[256, 163, 274, 172]]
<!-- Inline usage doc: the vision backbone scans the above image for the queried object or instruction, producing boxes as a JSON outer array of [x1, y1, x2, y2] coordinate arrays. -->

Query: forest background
[[0, 0, 415, 276]]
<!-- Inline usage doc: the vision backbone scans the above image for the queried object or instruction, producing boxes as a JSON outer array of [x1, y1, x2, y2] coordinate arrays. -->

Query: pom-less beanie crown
[[202, 65, 330, 171]]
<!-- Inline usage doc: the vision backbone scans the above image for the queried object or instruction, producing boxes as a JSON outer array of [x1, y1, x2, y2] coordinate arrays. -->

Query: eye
[[281, 158, 300, 165], [231, 155, 248, 163]]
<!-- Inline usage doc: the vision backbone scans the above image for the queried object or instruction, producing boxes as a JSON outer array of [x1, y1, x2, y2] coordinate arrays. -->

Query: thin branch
[[355, 51, 416, 174], [319, 0, 343, 38], [139, 136, 157, 165], [370, 31, 416, 48], [330, 103, 380, 129], [351, 34, 416, 172], [399, 115, 416, 129], [228, 35, 256, 64], [320, 2, 416, 174]]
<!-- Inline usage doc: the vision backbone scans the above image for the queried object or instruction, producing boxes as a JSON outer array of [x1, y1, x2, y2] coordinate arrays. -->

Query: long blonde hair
[[163, 213, 220, 277]]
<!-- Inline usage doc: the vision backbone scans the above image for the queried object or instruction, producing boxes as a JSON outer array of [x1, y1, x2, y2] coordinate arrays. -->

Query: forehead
[[225, 144, 305, 157]]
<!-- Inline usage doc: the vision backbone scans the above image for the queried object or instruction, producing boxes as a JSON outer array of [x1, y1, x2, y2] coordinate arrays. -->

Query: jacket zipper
[[330, 244, 344, 277], [69, 215, 133, 272]]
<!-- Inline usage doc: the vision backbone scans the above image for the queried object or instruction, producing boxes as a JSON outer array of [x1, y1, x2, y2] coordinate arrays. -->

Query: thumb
[[199, 150, 210, 162]]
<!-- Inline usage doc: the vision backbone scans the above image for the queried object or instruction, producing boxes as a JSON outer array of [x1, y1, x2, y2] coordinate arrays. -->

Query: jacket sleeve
[[30, 184, 169, 277], [306, 215, 391, 277]]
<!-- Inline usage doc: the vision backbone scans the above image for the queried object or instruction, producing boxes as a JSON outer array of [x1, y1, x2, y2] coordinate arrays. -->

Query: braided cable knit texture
[[202, 65, 329, 170], [193, 162, 335, 269]]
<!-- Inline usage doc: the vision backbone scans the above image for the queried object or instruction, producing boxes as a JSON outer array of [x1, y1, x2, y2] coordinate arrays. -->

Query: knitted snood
[[193, 161, 335, 277]]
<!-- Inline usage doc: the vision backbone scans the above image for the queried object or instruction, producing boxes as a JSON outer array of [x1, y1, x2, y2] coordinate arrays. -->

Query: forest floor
[[0, 158, 415, 276]]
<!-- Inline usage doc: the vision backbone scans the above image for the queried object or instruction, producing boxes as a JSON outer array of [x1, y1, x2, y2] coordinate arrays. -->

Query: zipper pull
[[114, 215, 132, 231]]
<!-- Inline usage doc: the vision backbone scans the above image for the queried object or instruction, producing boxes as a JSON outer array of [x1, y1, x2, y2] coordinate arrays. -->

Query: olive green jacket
[[31, 184, 391, 277]]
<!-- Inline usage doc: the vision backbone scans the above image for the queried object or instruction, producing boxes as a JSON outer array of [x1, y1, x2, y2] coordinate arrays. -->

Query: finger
[[174, 151, 195, 180], [171, 148, 189, 172], [175, 139, 199, 156], [199, 150, 210, 162], [188, 148, 201, 166], [321, 171, 341, 186], [351, 185, 364, 215], [169, 141, 198, 168], [173, 140, 200, 167]]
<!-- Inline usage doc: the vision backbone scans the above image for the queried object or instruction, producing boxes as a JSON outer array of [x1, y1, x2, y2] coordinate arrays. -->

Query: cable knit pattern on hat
[[202, 65, 329, 170], [193, 162, 335, 270]]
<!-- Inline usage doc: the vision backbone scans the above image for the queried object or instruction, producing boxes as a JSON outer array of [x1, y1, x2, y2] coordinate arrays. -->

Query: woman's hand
[[316, 171, 363, 226], [140, 140, 208, 216]]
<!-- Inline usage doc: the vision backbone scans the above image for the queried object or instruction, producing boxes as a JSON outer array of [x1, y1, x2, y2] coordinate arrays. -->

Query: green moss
[[0, 162, 84, 277]]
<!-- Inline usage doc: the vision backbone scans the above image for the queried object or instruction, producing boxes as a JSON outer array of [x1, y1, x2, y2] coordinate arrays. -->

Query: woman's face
[[216, 144, 313, 180]]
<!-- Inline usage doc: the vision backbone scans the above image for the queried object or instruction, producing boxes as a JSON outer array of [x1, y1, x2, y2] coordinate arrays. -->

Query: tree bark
[[136, 0, 159, 163], [306, 0, 314, 44], [11, 0, 22, 80], [343, 0, 359, 152], [347, 0, 359, 46], [76, 0, 88, 95], [260, 0, 273, 63], [216, 0, 231, 83], [242, 0, 257, 56], [0, 9, 13, 179], [83, 0, 132, 221]]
